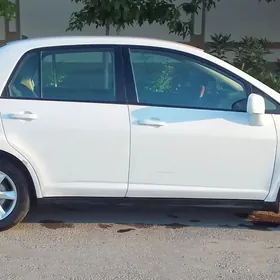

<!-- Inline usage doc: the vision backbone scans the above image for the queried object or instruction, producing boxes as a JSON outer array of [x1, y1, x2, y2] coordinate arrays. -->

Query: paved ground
[[1, 203, 280, 280]]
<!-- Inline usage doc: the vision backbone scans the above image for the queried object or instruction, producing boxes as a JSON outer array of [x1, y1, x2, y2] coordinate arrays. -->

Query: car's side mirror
[[247, 93, 265, 126]]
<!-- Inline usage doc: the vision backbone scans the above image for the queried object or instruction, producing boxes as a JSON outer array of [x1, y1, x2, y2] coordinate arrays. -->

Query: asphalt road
[[1, 203, 280, 280]]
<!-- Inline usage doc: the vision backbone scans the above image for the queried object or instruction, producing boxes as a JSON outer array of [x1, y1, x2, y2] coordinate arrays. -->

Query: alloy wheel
[[0, 172, 17, 220]]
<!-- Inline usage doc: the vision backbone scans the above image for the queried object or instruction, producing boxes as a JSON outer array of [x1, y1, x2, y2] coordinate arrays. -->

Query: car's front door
[[124, 46, 277, 200], [0, 45, 130, 197]]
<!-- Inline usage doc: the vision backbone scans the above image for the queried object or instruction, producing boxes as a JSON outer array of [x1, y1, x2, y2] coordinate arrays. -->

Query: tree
[[67, 0, 277, 89], [0, 0, 16, 20], [67, 0, 222, 38], [67, 0, 276, 38]]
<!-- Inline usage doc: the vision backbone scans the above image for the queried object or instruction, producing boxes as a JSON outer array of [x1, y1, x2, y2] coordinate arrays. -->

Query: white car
[[0, 36, 280, 230]]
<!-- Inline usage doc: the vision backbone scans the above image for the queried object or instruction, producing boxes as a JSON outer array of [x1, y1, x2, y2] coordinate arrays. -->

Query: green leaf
[[0, 0, 16, 20]]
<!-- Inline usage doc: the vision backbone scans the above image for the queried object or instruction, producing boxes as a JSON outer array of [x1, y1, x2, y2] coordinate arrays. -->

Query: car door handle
[[9, 111, 37, 121], [138, 119, 166, 127]]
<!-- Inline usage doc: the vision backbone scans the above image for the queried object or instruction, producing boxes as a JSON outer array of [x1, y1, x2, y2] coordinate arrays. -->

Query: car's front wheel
[[0, 161, 30, 231]]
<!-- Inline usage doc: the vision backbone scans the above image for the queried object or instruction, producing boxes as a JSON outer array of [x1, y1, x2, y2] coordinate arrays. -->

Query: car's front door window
[[129, 48, 248, 111]]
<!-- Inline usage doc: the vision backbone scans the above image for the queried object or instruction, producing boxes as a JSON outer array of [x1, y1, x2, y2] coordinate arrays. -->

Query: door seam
[[125, 105, 132, 197], [265, 114, 279, 201]]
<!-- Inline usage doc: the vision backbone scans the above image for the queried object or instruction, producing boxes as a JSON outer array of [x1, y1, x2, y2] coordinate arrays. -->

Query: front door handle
[[9, 111, 37, 121], [138, 119, 166, 127]]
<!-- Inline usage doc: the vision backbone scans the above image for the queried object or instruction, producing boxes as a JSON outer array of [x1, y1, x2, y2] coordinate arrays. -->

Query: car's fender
[[0, 118, 43, 198]]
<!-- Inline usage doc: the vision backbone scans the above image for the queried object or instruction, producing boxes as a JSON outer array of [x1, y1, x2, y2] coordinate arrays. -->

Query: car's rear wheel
[[0, 161, 30, 231]]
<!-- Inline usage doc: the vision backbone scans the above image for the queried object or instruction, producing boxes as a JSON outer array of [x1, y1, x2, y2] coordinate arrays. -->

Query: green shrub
[[206, 33, 280, 92]]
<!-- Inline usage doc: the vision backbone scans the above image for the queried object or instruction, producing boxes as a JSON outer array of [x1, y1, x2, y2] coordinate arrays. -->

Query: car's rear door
[[0, 45, 130, 197]]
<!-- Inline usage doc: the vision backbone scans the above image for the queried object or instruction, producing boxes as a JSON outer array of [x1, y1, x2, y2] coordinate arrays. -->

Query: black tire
[[0, 160, 30, 231]]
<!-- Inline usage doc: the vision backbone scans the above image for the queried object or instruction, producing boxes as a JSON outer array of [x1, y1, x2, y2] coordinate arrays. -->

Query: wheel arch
[[0, 150, 42, 201]]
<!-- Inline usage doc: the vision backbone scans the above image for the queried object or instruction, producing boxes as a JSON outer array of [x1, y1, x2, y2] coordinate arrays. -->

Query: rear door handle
[[9, 111, 37, 121], [138, 119, 166, 127]]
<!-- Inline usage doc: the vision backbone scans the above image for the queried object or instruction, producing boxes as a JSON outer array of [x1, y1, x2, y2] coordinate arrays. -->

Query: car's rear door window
[[7, 52, 40, 99], [41, 48, 116, 102], [5, 46, 120, 103]]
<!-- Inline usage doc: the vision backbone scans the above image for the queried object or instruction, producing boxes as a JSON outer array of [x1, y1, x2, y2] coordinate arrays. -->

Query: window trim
[[122, 45, 253, 113], [2, 44, 127, 105], [39, 51, 43, 98]]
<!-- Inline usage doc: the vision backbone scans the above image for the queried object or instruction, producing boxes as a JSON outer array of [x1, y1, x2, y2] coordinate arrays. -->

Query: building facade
[[0, 0, 280, 62]]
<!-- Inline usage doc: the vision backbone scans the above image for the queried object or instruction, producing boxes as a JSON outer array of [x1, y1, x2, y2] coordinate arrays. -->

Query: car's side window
[[6, 47, 116, 103], [129, 48, 248, 111], [41, 49, 116, 102], [7, 52, 40, 99], [250, 86, 280, 114], [264, 98, 277, 112]]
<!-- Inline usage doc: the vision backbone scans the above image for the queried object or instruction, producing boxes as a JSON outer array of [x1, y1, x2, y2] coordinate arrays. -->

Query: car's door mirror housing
[[247, 93, 265, 126], [247, 93, 265, 114]]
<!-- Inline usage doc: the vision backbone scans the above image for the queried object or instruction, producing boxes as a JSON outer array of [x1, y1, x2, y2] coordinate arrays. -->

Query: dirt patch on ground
[[39, 220, 74, 230]]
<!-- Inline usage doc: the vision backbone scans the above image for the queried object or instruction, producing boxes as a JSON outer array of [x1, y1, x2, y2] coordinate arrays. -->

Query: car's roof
[[3, 36, 204, 54]]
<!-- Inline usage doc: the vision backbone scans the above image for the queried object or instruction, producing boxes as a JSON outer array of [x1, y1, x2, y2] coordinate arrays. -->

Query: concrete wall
[[19, 0, 191, 41], [205, 0, 280, 62], [205, 0, 280, 41], [19, 0, 280, 39]]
